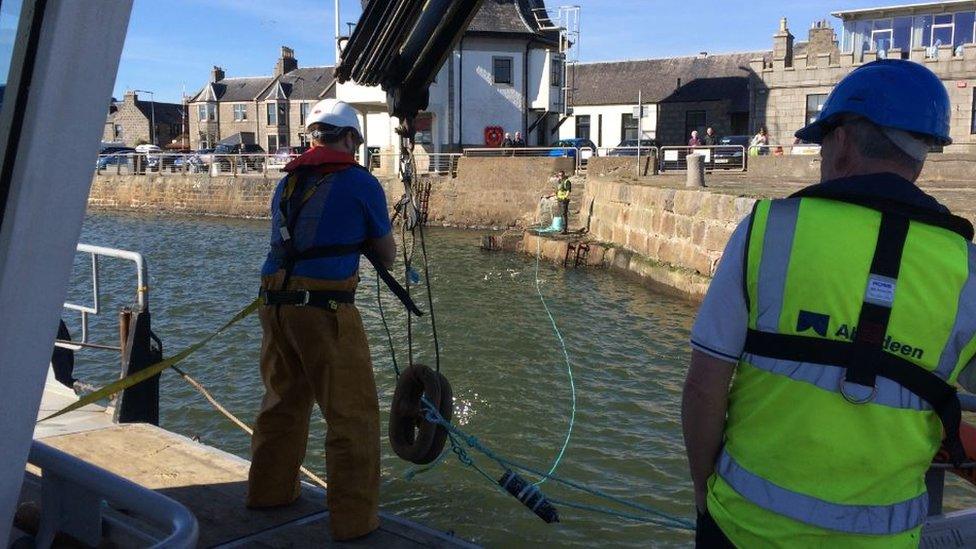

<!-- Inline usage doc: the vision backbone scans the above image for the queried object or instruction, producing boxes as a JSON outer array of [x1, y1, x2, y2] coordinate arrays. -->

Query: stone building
[[751, 1, 976, 148], [187, 47, 335, 151], [561, 52, 763, 147], [103, 90, 184, 147]]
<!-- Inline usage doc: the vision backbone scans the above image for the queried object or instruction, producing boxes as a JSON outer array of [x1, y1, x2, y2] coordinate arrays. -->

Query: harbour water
[[65, 212, 976, 547]]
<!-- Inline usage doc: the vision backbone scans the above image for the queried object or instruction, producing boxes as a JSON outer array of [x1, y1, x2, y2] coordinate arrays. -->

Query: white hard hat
[[306, 99, 362, 138]]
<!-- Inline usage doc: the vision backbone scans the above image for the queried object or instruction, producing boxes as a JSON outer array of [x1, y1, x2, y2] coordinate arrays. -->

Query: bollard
[[686, 153, 705, 188]]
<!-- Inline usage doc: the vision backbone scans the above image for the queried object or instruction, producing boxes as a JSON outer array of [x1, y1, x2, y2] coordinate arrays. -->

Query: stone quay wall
[[577, 178, 757, 298], [90, 156, 575, 227], [88, 173, 276, 218]]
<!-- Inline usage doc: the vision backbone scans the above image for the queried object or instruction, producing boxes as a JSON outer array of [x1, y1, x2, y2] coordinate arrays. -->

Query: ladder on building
[[531, 5, 580, 119]]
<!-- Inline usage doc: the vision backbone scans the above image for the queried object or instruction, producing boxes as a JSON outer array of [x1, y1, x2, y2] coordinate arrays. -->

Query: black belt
[[260, 288, 355, 311]]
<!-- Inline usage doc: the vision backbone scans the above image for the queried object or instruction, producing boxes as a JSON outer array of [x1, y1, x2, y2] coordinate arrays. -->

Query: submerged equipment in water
[[499, 470, 560, 523], [389, 364, 453, 464]]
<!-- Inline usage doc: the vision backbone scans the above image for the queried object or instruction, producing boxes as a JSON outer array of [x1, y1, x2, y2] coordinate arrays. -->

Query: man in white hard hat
[[247, 99, 395, 541]]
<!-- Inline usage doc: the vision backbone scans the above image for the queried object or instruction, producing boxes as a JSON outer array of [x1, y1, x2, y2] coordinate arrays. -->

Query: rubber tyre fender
[[388, 364, 453, 465], [418, 370, 453, 464]]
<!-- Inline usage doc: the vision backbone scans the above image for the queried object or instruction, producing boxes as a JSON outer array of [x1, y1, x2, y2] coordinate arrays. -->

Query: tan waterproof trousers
[[247, 271, 380, 540]]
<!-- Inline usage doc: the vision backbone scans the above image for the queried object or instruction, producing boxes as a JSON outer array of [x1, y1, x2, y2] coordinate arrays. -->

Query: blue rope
[[533, 235, 576, 486], [419, 397, 695, 531]]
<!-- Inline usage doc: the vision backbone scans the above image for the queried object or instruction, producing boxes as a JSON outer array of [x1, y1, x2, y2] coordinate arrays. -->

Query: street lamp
[[134, 89, 156, 145]]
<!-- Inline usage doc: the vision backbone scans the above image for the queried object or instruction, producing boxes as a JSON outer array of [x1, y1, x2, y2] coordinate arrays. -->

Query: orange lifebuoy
[[388, 364, 453, 464], [485, 126, 504, 147]]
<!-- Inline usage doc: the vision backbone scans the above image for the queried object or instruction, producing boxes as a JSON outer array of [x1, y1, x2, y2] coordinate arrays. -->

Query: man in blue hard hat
[[682, 59, 976, 547]]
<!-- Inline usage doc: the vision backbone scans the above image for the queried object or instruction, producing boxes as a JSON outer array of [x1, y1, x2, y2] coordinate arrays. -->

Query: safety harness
[[742, 184, 975, 466], [261, 168, 423, 316]]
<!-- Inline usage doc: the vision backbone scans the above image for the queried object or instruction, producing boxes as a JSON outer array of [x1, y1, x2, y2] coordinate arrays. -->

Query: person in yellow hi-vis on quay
[[555, 170, 572, 234], [246, 99, 398, 541], [682, 59, 976, 548]]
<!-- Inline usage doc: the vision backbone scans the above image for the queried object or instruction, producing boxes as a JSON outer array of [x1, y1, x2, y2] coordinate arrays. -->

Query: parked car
[[213, 143, 266, 172], [712, 135, 751, 168], [608, 139, 658, 156], [95, 147, 135, 170], [267, 146, 308, 171], [174, 148, 214, 173], [549, 138, 598, 161], [147, 149, 190, 172]]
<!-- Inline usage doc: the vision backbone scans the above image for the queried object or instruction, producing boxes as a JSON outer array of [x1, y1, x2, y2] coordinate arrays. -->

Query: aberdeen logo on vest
[[795, 310, 926, 360]]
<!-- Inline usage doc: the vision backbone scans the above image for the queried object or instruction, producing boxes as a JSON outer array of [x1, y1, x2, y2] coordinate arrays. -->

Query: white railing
[[659, 145, 747, 172], [463, 146, 578, 158], [462, 146, 595, 173], [61, 243, 147, 351], [94, 153, 300, 176], [28, 441, 199, 548], [369, 152, 462, 177], [748, 144, 822, 156], [596, 146, 659, 158]]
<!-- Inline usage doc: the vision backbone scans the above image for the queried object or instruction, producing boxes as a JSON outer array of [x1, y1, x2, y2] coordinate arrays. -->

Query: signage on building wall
[[957, 82, 968, 88]]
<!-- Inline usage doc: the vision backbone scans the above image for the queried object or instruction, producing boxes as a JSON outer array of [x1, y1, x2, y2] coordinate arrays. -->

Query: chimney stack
[[275, 46, 298, 77], [211, 66, 225, 83], [773, 17, 795, 68]]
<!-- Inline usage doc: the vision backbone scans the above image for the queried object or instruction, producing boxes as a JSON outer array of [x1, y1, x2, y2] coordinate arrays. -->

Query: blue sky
[[115, 0, 912, 104]]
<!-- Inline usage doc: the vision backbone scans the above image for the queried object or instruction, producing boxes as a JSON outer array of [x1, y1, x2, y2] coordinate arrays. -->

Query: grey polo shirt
[[689, 214, 976, 393]]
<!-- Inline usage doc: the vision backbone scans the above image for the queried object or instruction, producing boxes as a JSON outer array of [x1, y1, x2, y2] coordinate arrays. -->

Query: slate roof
[[570, 51, 768, 108], [190, 67, 336, 104], [276, 67, 337, 100], [134, 99, 184, 125], [467, 0, 558, 43]]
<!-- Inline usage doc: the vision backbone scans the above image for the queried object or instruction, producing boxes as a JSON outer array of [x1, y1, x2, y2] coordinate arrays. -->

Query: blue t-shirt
[[261, 166, 391, 280]]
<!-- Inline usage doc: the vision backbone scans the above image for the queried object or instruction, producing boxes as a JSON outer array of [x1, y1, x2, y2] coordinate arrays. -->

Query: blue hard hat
[[795, 59, 951, 145]]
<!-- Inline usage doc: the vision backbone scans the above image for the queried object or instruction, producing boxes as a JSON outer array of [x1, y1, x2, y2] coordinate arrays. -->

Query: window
[[806, 94, 828, 126], [266, 103, 277, 125], [233, 104, 247, 121], [933, 13, 954, 47], [300, 102, 310, 126], [914, 15, 933, 47], [199, 132, 215, 148], [621, 113, 638, 141], [198, 103, 215, 121], [956, 12, 975, 46], [492, 57, 513, 85], [892, 16, 913, 50], [278, 103, 287, 125], [113, 124, 123, 139], [872, 18, 893, 52], [575, 115, 590, 140], [298, 133, 308, 146], [267, 134, 278, 151], [551, 56, 563, 88], [279, 134, 289, 147], [685, 110, 706, 142]]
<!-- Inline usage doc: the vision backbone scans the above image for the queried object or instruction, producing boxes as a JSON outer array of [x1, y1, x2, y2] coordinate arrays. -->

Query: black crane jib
[[335, 0, 485, 139]]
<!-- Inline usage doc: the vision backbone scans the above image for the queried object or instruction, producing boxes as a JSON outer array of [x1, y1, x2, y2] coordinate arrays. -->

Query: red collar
[[283, 146, 358, 174]]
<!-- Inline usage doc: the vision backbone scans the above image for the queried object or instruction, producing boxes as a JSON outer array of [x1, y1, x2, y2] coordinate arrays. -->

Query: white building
[[559, 52, 764, 148], [338, 0, 567, 154]]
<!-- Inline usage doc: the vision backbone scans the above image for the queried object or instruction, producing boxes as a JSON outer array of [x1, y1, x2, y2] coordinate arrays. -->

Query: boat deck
[[27, 375, 477, 548]]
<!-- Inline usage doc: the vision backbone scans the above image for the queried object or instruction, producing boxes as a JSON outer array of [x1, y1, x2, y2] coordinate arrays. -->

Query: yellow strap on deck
[[39, 297, 262, 423]]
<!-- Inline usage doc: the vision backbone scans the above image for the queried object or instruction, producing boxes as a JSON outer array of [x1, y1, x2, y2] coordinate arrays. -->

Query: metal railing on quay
[[596, 146, 659, 159], [369, 152, 462, 177], [747, 144, 822, 157], [462, 146, 595, 174], [659, 145, 747, 172], [462, 146, 577, 158], [94, 153, 300, 177], [28, 440, 199, 548]]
